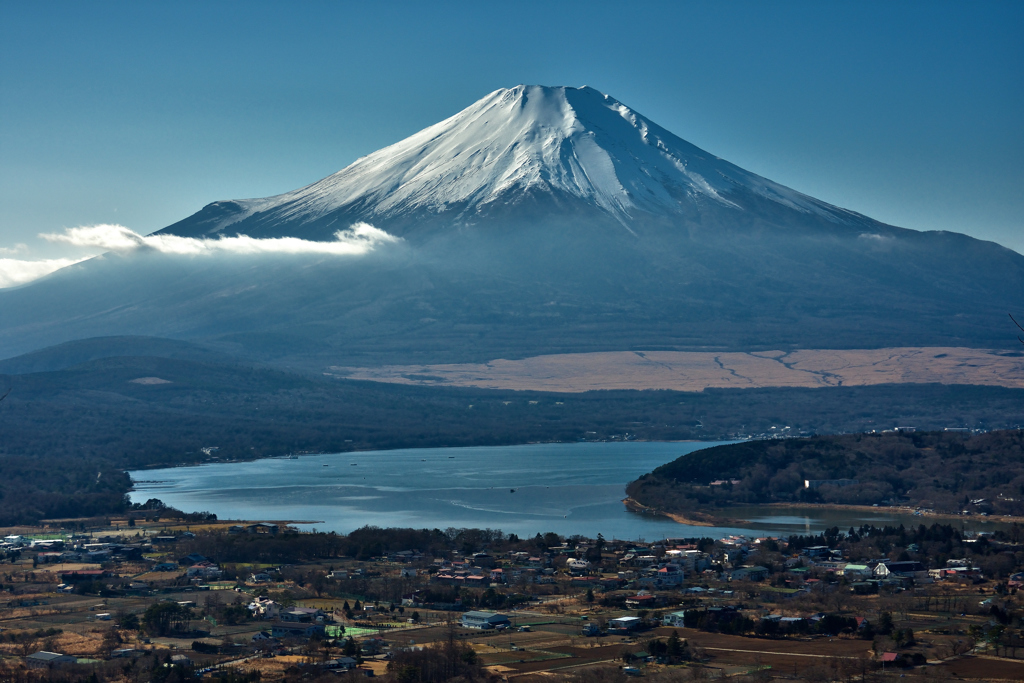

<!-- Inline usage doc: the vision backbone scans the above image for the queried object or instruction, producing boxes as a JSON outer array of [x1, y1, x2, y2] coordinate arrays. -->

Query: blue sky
[[1, 0, 1021, 259]]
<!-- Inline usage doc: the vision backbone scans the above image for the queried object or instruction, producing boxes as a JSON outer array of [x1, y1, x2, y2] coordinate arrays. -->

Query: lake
[[129, 441, 1003, 541]]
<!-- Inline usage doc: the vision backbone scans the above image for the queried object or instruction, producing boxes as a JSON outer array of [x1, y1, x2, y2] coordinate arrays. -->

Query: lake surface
[[129, 442, 1005, 541]]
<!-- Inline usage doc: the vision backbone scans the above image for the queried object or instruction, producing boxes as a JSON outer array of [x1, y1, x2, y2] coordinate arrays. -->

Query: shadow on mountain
[[2, 207, 1022, 368]]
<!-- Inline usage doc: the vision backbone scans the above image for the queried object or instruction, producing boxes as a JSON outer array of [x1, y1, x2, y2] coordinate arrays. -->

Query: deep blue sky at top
[[1, 0, 1021, 257]]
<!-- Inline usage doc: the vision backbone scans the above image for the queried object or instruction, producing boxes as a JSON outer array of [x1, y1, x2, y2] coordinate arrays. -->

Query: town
[[0, 506, 1022, 682]]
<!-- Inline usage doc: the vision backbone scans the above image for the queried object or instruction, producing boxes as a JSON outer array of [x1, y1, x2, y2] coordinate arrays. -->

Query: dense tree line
[[387, 629, 494, 683], [0, 453, 130, 524], [174, 526, 523, 565], [628, 430, 1024, 517], [177, 528, 580, 586]]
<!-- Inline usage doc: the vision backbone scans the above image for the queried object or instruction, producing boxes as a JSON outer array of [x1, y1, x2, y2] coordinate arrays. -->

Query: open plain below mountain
[[330, 346, 1024, 392]]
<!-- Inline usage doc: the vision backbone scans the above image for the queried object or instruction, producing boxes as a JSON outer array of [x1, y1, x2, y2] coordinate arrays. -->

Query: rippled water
[[130, 441, 1001, 540], [131, 442, 737, 539]]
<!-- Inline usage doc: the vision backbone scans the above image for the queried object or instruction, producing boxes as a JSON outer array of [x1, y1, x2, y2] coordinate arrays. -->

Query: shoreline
[[129, 437, 715, 473], [621, 497, 748, 527], [625, 497, 1024, 530], [758, 501, 1023, 526]]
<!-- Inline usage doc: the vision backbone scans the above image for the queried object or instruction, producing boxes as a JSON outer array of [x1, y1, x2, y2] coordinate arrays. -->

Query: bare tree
[[951, 638, 974, 657], [1011, 314, 1024, 345]]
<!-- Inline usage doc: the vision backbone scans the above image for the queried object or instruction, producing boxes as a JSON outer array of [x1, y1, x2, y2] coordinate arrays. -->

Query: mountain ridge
[[0, 336, 242, 375]]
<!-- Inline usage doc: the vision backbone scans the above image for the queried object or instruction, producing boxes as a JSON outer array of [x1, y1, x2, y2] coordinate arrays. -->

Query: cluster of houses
[[786, 546, 984, 591], [418, 540, 750, 594], [176, 553, 223, 580], [3, 531, 219, 574], [7, 524, 288, 575], [55, 545, 235, 589], [618, 547, 708, 589], [615, 538, 988, 593], [408, 537, 792, 599], [432, 551, 555, 586], [9, 536, 148, 565], [426, 544, 710, 591], [610, 536, 989, 595], [660, 607, 869, 635], [16, 525, 996, 607], [612, 538, 787, 589]]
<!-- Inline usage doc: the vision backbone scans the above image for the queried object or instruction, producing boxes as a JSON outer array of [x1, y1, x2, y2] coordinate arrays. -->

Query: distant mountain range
[[1, 85, 1022, 367]]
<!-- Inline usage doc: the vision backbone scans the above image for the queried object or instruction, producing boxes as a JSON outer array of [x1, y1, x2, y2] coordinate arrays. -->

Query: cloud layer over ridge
[[0, 257, 90, 288], [0, 222, 400, 289], [40, 222, 399, 255]]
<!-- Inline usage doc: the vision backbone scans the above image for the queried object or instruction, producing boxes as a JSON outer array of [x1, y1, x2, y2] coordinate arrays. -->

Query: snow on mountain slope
[[183, 85, 860, 236], [4, 85, 1024, 364]]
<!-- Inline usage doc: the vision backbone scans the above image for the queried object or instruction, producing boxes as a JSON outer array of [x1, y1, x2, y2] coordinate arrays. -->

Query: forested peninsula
[[626, 430, 1024, 521]]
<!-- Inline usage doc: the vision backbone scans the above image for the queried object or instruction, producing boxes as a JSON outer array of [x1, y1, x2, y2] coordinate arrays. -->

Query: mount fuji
[[163, 85, 855, 240], [2, 85, 1023, 367]]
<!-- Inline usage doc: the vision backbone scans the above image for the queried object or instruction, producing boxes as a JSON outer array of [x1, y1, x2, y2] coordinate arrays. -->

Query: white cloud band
[[0, 257, 89, 288], [40, 222, 400, 256], [0, 222, 400, 289]]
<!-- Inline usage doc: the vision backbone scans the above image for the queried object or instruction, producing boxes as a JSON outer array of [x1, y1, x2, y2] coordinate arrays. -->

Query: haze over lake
[[129, 442, 987, 540]]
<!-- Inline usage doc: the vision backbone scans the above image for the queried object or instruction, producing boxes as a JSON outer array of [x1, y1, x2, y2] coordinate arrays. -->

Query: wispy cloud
[[0, 257, 90, 288], [40, 222, 400, 255], [0, 222, 401, 289]]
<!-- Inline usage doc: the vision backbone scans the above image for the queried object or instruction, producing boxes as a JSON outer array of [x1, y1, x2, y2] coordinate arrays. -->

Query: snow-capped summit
[[8, 84, 1019, 367], [164, 85, 856, 239]]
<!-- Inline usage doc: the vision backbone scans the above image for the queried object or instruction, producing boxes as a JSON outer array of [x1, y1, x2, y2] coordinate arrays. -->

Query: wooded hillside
[[627, 430, 1024, 517]]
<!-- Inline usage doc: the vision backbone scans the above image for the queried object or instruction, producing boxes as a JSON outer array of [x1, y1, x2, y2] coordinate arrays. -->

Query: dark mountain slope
[[0, 335, 238, 375]]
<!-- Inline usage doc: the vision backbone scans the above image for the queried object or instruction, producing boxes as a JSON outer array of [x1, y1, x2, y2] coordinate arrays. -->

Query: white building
[[609, 616, 642, 632], [460, 611, 511, 629], [842, 564, 872, 579], [662, 610, 687, 627], [248, 598, 280, 619]]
